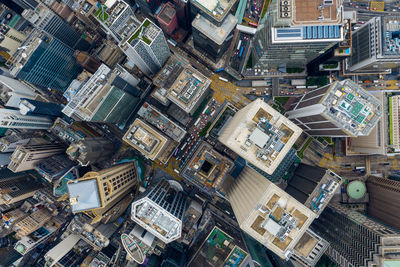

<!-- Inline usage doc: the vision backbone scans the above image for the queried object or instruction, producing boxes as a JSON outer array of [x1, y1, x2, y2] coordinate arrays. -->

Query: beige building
[[0, 25, 27, 60], [123, 118, 175, 163], [14, 208, 52, 239], [67, 162, 138, 223], [347, 91, 386, 155], [219, 99, 302, 175], [227, 166, 316, 260], [8, 143, 65, 172], [0, 174, 42, 205]]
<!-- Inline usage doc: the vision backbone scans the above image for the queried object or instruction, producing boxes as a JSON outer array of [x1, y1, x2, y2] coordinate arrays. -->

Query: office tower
[[153, 55, 211, 115], [14, 208, 52, 239], [251, 0, 344, 70], [50, 118, 101, 144], [8, 143, 65, 172], [0, 174, 42, 205], [347, 91, 386, 155], [182, 141, 233, 196], [123, 18, 171, 76], [311, 203, 400, 267], [21, 3, 90, 51], [0, 75, 37, 108], [219, 98, 302, 175], [135, 0, 162, 14], [9, 31, 83, 92], [0, 132, 30, 153], [192, 14, 237, 62], [131, 179, 187, 244], [67, 162, 138, 223], [74, 51, 102, 74], [123, 118, 176, 164], [157, 3, 178, 35], [346, 16, 400, 74], [171, 0, 191, 30], [62, 64, 143, 126], [44, 234, 81, 267], [181, 200, 202, 245], [19, 98, 63, 118], [366, 176, 400, 229], [0, 108, 53, 130], [226, 166, 331, 262], [388, 95, 400, 154], [66, 137, 114, 166], [286, 79, 382, 137], [0, 24, 27, 60], [94, 39, 125, 68], [34, 154, 76, 183]]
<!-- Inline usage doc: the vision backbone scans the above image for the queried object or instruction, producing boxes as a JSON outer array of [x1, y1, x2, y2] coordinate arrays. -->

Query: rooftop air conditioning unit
[[323, 0, 333, 6]]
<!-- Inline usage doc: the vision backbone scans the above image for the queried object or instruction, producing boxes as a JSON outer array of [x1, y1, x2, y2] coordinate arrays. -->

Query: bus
[[216, 68, 224, 73], [219, 77, 228, 82], [168, 39, 177, 46]]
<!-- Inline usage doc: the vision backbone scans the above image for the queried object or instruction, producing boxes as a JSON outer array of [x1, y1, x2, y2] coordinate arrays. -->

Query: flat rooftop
[[158, 3, 176, 24], [382, 16, 400, 57], [242, 178, 316, 258], [94, 0, 139, 42], [154, 55, 211, 114], [292, 0, 342, 25], [123, 118, 168, 161], [137, 102, 186, 142], [192, 14, 237, 45], [191, 0, 238, 22], [321, 80, 381, 137], [219, 99, 302, 175], [128, 19, 161, 45], [182, 141, 233, 195]]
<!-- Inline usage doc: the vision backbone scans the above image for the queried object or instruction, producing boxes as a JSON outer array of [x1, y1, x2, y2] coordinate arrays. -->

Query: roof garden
[[94, 5, 109, 23], [128, 19, 153, 45]]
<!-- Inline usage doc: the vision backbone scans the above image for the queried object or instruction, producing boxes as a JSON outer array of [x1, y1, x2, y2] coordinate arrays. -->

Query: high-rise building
[[44, 234, 81, 267], [34, 154, 76, 183], [21, 3, 90, 51], [311, 203, 400, 267], [157, 3, 178, 36], [14, 208, 52, 239], [50, 118, 101, 145], [388, 95, 400, 154], [0, 132, 30, 153], [346, 16, 400, 74], [131, 179, 187, 244], [0, 24, 27, 60], [135, 0, 162, 14], [219, 98, 302, 175], [153, 55, 211, 115], [251, 0, 344, 70], [0, 173, 42, 206], [226, 166, 331, 263], [67, 163, 138, 223], [19, 98, 63, 118], [9, 31, 83, 92], [8, 143, 65, 172], [122, 18, 171, 76], [0, 75, 37, 108], [0, 108, 53, 130], [366, 176, 400, 229], [286, 79, 382, 137], [123, 118, 176, 164], [62, 64, 143, 126], [171, 0, 191, 30], [74, 51, 102, 74], [66, 137, 114, 166], [346, 91, 387, 155]]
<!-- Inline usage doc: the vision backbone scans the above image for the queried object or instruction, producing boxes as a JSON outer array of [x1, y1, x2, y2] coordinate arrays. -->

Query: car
[[366, 6, 370, 10], [355, 5, 359, 8], [359, 21, 365, 24], [349, 2, 353, 5]]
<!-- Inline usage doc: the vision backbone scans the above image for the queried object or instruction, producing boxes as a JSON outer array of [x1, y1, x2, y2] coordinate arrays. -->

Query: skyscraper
[[9, 31, 83, 92], [251, 0, 344, 70], [8, 143, 65, 172], [19, 98, 63, 118], [346, 16, 400, 74], [286, 79, 382, 137], [219, 98, 302, 175], [67, 162, 138, 223], [131, 179, 187, 244], [0, 75, 37, 108], [366, 176, 400, 229], [0, 108, 53, 130], [122, 18, 171, 76], [311, 203, 400, 267], [0, 173, 42, 206], [157, 3, 178, 36], [66, 138, 114, 167]]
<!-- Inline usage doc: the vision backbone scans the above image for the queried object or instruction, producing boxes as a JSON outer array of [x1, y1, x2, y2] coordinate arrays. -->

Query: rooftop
[[321, 79, 381, 137], [191, 0, 237, 22], [381, 16, 400, 57], [67, 179, 101, 212], [291, 0, 342, 25], [182, 141, 233, 195], [123, 118, 169, 161], [128, 19, 160, 45], [192, 14, 237, 45], [157, 3, 176, 25], [154, 55, 211, 114], [137, 102, 186, 142], [219, 99, 302, 175]]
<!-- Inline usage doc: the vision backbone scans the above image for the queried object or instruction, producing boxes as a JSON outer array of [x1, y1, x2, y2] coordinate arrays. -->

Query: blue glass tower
[[16, 37, 83, 92]]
